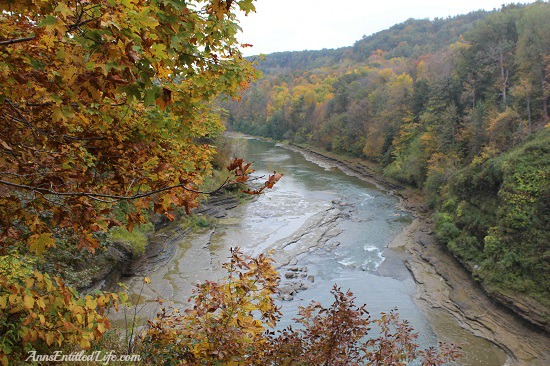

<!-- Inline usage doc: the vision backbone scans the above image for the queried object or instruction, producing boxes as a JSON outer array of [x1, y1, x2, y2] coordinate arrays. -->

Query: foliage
[[0, 265, 124, 364], [0, 0, 259, 255], [140, 249, 461, 365], [142, 248, 281, 365], [436, 130, 550, 302], [0, 0, 284, 363]]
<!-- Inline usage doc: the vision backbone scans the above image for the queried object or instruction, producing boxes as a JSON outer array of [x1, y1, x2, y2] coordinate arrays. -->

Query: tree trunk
[[500, 52, 508, 107], [542, 71, 549, 123], [526, 95, 532, 132]]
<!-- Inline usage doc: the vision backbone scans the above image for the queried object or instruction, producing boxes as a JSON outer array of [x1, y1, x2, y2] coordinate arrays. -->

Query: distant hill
[[351, 11, 489, 60], [252, 10, 491, 72]]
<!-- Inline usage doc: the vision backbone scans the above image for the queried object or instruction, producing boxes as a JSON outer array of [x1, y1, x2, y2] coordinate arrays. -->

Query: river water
[[116, 136, 508, 365]]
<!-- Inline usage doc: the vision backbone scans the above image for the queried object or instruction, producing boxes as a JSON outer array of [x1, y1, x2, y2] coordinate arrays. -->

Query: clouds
[[237, 0, 536, 56]]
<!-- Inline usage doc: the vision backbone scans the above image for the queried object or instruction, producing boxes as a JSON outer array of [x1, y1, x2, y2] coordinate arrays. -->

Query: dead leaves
[[226, 157, 253, 183], [226, 158, 283, 194], [265, 172, 283, 189], [242, 171, 283, 195]]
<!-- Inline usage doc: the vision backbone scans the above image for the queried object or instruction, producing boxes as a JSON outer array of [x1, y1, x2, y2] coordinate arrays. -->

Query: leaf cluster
[[140, 250, 461, 365], [0, 266, 125, 365], [0, 0, 259, 254]]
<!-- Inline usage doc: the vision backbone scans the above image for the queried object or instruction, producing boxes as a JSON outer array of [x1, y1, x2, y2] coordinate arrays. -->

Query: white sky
[[237, 0, 539, 56]]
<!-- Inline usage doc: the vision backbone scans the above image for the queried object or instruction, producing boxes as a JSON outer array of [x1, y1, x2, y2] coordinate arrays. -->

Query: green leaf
[[144, 89, 157, 105], [151, 43, 167, 59], [38, 15, 57, 27], [29, 233, 56, 256]]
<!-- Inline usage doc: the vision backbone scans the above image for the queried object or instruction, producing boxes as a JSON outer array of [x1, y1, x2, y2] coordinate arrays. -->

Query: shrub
[[138, 249, 461, 365]]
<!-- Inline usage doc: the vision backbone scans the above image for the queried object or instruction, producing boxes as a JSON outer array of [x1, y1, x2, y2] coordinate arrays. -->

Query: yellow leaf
[[28, 233, 56, 256], [79, 338, 91, 349], [144, 277, 151, 283], [8, 293, 19, 307], [96, 295, 106, 307], [85, 296, 97, 309], [46, 332, 55, 346], [36, 297, 46, 310], [29, 329, 38, 341], [0, 296, 7, 309], [23, 295, 35, 310]]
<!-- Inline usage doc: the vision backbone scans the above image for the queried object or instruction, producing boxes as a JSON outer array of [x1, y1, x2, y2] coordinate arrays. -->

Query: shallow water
[[116, 137, 507, 365]]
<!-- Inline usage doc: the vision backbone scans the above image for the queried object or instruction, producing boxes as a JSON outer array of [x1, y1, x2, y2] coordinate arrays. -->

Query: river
[[115, 136, 509, 365]]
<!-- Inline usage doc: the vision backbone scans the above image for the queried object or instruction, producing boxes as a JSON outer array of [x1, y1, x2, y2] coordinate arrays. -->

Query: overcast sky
[[237, 0, 538, 56]]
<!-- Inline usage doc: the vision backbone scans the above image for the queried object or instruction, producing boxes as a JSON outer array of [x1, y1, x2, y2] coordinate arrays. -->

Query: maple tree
[[0, 0, 259, 255]]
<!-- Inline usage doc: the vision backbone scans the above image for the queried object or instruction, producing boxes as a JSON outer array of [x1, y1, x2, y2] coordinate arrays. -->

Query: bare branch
[[0, 36, 36, 46], [0, 177, 232, 202]]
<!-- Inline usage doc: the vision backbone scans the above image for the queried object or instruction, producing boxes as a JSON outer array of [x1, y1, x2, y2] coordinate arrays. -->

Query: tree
[[0, 0, 270, 362], [0, 0, 258, 254], [142, 248, 461, 365], [466, 8, 519, 108], [515, 1, 550, 123]]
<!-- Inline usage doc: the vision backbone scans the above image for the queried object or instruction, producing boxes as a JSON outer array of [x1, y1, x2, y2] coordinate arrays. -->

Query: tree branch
[[0, 36, 36, 46], [0, 16, 102, 47], [0, 177, 231, 201]]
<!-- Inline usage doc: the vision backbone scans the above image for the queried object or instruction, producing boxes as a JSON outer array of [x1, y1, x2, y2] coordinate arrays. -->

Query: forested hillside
[[223, 2, 550, 325]]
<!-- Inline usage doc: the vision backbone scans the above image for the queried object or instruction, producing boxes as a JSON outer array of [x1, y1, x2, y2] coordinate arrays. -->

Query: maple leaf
[[28, 233, 56, 256]]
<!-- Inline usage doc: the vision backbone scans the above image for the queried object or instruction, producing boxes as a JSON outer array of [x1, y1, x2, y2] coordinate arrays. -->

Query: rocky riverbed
[[103, 136, 548, 365], [286, 141, 550, 365]]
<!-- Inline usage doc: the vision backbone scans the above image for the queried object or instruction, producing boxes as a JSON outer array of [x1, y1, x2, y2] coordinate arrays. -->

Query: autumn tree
[[0, 0, 260, 254], [219, 2, 550, 319], [0, 0, 269, 362]]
